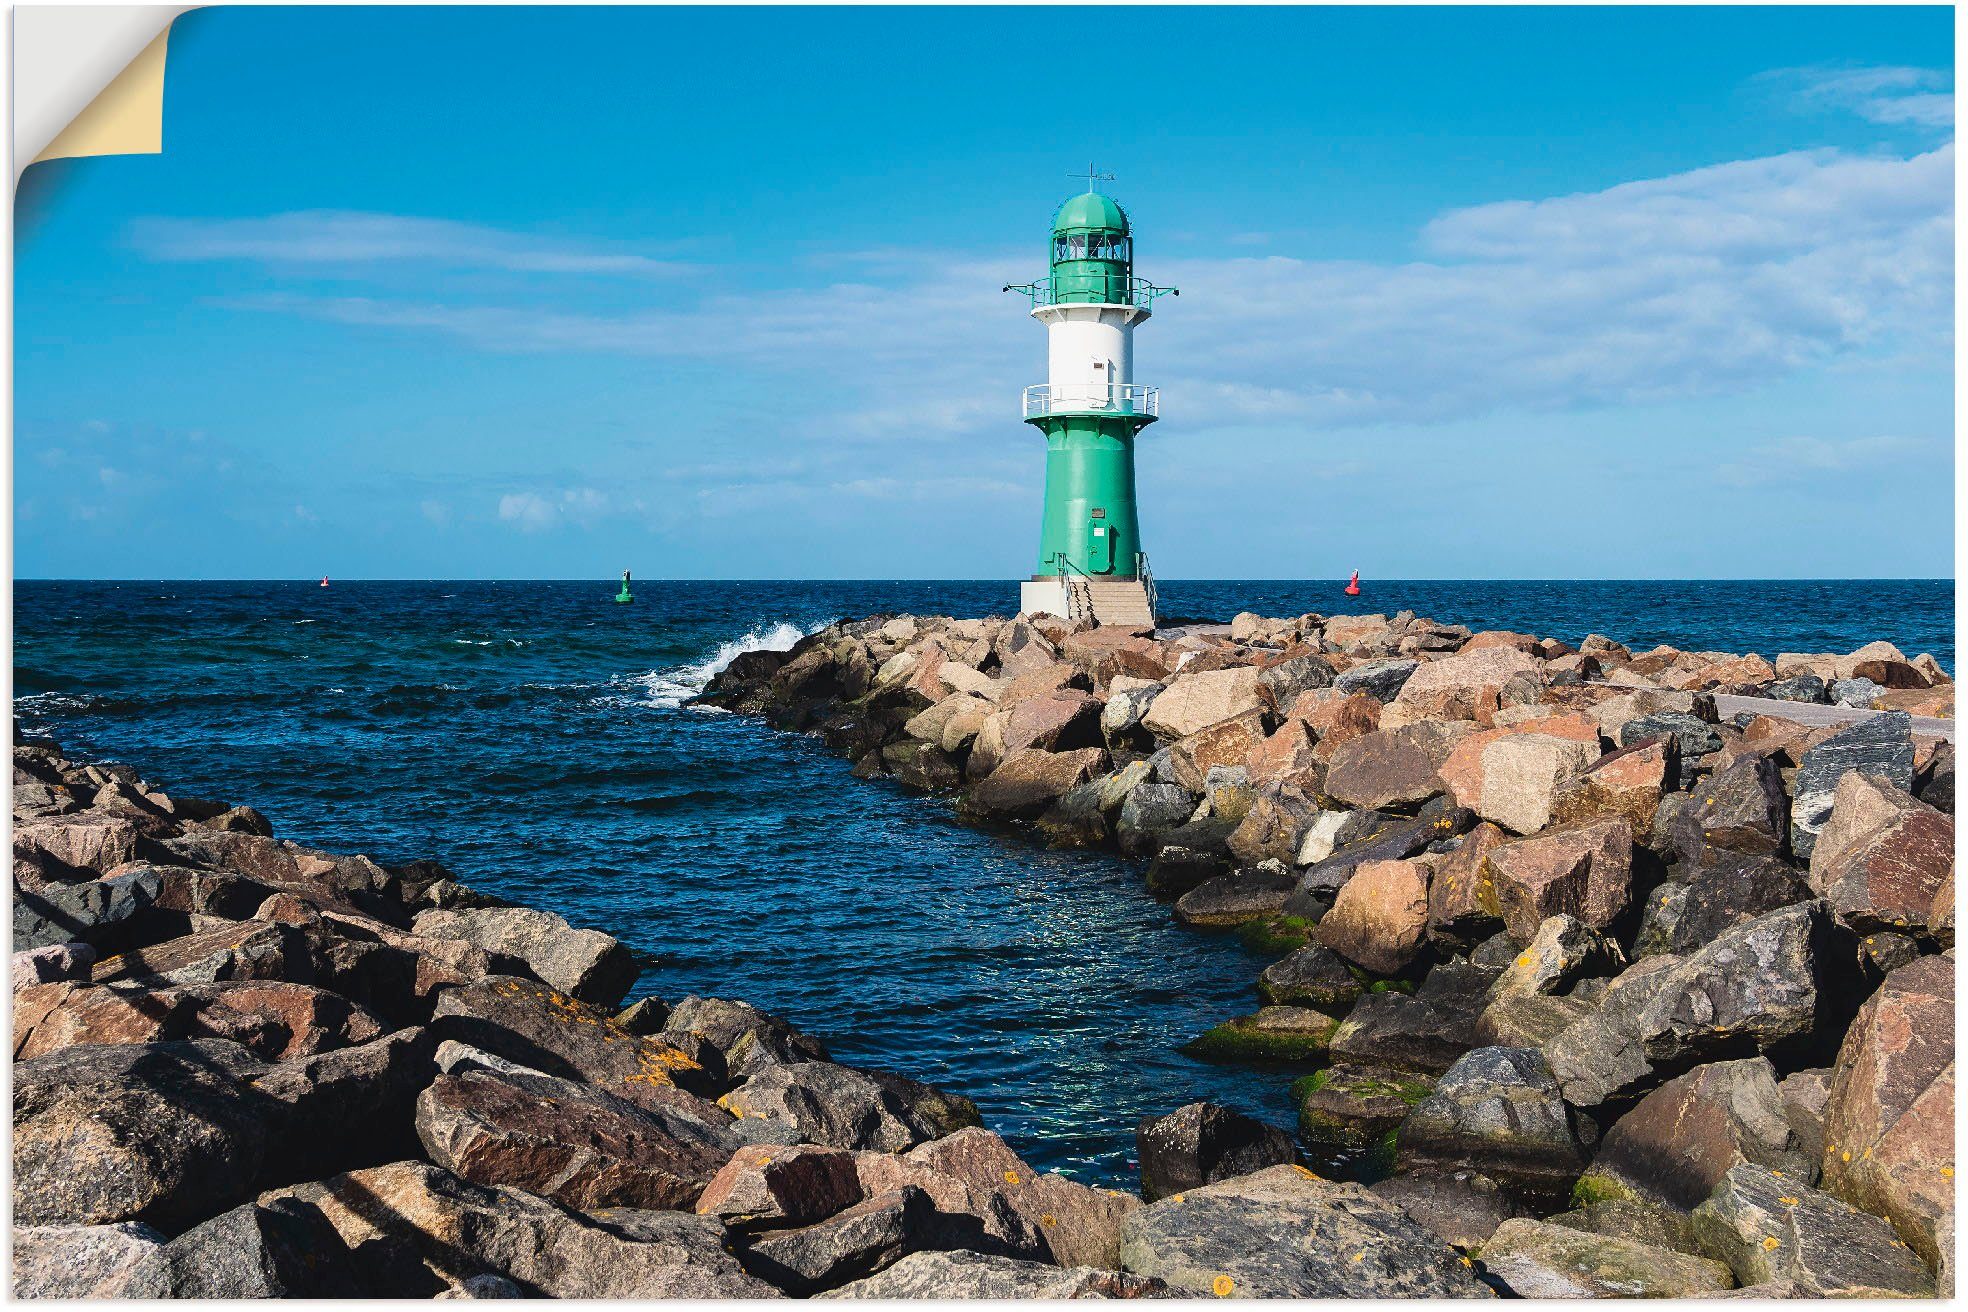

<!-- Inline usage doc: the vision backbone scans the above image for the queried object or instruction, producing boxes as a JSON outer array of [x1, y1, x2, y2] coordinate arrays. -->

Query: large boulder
[[1326, 991, 1471, 1076], [1367, 1172, 1526, 1251], [1808, 773, 1953, 935], [1118, 1164, 1494, 1297], [662, 994, 831, 1082], [1140, 668, 1264, 742], [12, 1222, 170, 1298], [1789, 712, 1916, 861], [1382, 646, 1540, 728], [1333, 657, 1418, 702], [697, 1142, 863, 1230], [12, 1039, 275, 1230], [1461, 734, 1598, 834], [999, 690, 1104, 755], [1257, 942, 1364, 1011], [1172, 865, 1295, 928], [1314, 859, 1430, 976], [962, 748, 1108, 821], [13, 978, 386, 1063], [1693, 1163, 1934, 1297], [1396, 1047, 1594, 1200], [735, 1186, 939, 1294], [415, 1066, 738, 1211], [1166, 711, 1268, 793], [12, 865, 163, 953], [1296, 1064, 1436, 1148], [259, 1159, 777, 1297], [1135, 1101, 1296, 1202], [430, 976, 723, 1110], [1479, 1219, 1734, 1297], [1667, 753, 1790, 858], [1547, 903, 1857, 1108], [1324, 729, 1448, 811], [1483, 817, 1633, 942], [1820, 953, 1954, 1268], [1575, 1057, 1811, 1211], [717, 1061, 968, 1152], [821, 1250, 1165, 1299]]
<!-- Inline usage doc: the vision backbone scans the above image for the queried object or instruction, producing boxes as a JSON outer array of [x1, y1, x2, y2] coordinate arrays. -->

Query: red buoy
[[1345, 569, 1361, 597]]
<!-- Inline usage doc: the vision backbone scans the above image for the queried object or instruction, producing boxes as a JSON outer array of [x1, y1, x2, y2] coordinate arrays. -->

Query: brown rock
[[1580, 1057, 1809, 1210], [1809, 773, 1953, 935], [416, 1067, 737, 1211], [1225, 792, 1317, 867], [1550, 738, 1670, 837], [1325, 729, 1446, 811], [1464, 734, 1599, 834], [1167, 710, 1269, 793], [962, 748, 1108, 821], [1383, 646, 1541, 728], [1427, 822, 1510, 937], [1244, 720, 1320, 786], [1141, 668, 1265, 742], [698, 1142, 864, 1229], [999, 691, 1103, 755], [1485, 818, 1633, 942], [14, 814, 141, 878], [1315, 859, 1431, 975], [1822, 954, 1954, 1267]]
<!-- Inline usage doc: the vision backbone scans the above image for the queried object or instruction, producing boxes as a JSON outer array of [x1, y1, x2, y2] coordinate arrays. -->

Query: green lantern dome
[[1052, 191, 1129, 234]]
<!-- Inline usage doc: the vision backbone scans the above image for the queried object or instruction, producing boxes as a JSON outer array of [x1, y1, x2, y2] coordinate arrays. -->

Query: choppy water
[[13, 578, 1951, 1185]]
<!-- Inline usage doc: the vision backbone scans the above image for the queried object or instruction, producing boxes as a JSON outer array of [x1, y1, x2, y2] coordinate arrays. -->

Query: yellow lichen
[[1212, 1276, 1235, 1297], [1762, 1237, 1781, 1251]]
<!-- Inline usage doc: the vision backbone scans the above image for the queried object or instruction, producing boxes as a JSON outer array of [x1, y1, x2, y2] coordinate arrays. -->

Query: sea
[[12, 578, 1954, 1186]]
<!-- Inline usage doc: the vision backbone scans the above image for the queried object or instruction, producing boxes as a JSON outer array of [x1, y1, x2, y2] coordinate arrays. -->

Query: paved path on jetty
[[1712, 692, 1954, 743]]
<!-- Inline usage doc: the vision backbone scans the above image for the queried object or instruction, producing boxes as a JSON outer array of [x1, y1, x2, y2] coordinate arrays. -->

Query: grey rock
[[1546, 1199, 1704, 1256], [12, 1039, 275, 1230], [1118, 1164, 1493, 1297], [12, 1222, 170, 1298], [259, 1159, 777, 1297], [1296, 1064, 1436, 1148], [613, 995, 670, 1034], [1135, 1100, 1297, 1202], [1115, 783, 1197, 857], [1479, 1218, 1735, 1297], [1620, 713, 1722, 785], [1761, 674, 1829, 705], [1546, 902, 1855, 1107], [1257, 942, 1364, 1011], [1661, 856, 1814, 953], [1790, 712, 1915, 861], [1287, 809, 1475, 916], [822, 1249, 1167, 1299], [721, 1061, 954, 1152], [1367, 1172, 1527, 1250], [737, 1186, 938, 1295], [1831, 677, 1887, 708], [1334, 658, 1419, 702], [662, 995, 830, 1081], [13, 865, 163, 953], [1692, 1163, 1934, 1296], [162, 1201, 357, 1297], [1327, 989, 1472, 1076], [1396, 1046, 1595, 1199], [1172, 866, 1295, 927]]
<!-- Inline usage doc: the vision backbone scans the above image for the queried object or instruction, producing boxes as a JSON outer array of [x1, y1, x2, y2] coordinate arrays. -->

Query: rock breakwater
[[699, 607, 1956, 1295]]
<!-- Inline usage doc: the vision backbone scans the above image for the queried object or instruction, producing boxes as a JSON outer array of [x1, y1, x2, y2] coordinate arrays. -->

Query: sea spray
[[634, 619, 817, 709]]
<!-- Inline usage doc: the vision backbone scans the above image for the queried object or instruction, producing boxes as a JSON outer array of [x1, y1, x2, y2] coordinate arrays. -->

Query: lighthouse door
[[1087, 513, 1115, 573]]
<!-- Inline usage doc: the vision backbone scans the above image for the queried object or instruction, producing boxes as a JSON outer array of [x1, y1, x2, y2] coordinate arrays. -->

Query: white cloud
[[497, 486, 610, 531], [132, 211, 693, 277], [1714, 434, 1934, 486], [1765, 65, 1954, 129], [210, 142, 1952, 435]]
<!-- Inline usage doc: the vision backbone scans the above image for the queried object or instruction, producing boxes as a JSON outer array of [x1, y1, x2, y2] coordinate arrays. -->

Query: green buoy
[[614, 570, 634, 605]]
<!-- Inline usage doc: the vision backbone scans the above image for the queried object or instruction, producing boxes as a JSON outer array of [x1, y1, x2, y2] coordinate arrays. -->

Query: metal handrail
[[1022, 383, 1158, 420], [1135, 552, 1158, 625], [1050, 553, 1096, 625], [1003, 277, 1178, 310]]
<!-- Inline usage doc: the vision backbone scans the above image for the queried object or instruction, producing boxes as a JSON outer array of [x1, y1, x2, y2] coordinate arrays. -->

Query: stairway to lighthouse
[[1080, 578, 1156, 629]]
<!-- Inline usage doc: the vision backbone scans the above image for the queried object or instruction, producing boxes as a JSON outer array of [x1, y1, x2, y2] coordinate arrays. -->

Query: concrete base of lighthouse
[[1019, 579, 1071, 620]]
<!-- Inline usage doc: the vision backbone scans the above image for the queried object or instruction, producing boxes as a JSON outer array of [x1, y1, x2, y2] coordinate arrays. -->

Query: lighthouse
[[1006, 172, 1175, 627]]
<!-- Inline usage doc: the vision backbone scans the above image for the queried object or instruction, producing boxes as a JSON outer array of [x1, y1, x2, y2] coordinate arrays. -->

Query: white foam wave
[[634, 620, 815, 710]]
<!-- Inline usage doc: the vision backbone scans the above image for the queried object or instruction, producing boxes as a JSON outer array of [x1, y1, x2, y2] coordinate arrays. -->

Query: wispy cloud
[[193, 141, 1952, 436], [1762, 64, 1954, 130], [131, 211, 695, 277], [1714, 434, 1935, 487], [496, 486, 613, 532]]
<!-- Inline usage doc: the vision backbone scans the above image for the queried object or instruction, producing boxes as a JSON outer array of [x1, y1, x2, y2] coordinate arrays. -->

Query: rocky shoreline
[[696, 608, 1957, 1297]]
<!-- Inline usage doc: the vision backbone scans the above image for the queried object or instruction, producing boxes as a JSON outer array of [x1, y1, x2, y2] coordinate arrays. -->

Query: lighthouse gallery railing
[[1022, 383, 1158, 420]]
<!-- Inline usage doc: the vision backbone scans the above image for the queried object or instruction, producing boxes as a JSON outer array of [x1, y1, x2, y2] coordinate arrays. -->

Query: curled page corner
[[15, 5, 196, 178]]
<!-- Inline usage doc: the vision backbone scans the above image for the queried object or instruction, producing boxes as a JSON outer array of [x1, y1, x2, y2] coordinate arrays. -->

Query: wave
[[633, 620, 815, 710]]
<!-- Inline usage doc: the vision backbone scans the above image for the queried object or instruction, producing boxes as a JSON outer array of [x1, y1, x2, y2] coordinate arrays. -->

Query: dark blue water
[[13, 579, 1952, 1184]]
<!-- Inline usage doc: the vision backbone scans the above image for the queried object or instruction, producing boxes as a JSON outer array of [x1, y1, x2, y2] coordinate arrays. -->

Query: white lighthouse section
[[1027, 303, 1151, 416]]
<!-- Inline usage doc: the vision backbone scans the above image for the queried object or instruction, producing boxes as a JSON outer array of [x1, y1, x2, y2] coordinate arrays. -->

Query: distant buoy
[[320, 576, 330, 588], [1344, 570, 1361, 597], [614, 569, 634, 605]]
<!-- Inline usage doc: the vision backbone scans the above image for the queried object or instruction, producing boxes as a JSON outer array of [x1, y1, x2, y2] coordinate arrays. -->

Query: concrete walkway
[[1711, 692, 1954, 743]]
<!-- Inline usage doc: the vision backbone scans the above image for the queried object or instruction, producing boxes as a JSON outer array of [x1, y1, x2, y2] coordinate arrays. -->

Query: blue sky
[[14, 6, 1955, 579]]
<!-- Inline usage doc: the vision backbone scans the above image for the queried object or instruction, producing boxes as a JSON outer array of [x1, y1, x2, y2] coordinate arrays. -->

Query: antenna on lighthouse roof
[[1073, 163, 1115, 193]]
